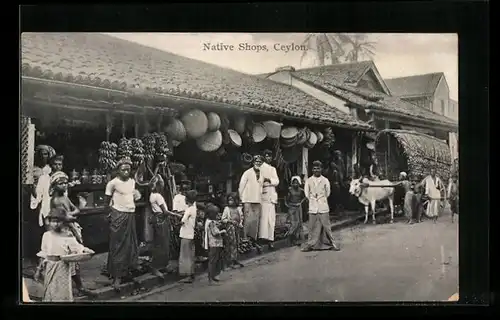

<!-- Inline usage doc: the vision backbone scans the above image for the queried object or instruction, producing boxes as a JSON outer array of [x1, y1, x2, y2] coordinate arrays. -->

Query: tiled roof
[[290, 73, 457, 128], [293, 61, 374, 84], [384, 73, 444, 98], [21, 33, 371, 130]]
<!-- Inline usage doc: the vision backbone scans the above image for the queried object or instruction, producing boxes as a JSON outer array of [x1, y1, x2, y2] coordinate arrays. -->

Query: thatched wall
[[375, 129, 451, 180]]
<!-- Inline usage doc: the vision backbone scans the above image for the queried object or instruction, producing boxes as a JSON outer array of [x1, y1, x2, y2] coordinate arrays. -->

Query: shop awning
[[375, 129, 452, 179]]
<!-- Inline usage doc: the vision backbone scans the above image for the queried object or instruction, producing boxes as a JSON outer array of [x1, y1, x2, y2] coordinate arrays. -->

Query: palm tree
[[299, 33, 345, 67], [338, 33, 377, 63], [299, 33, 377, 66]]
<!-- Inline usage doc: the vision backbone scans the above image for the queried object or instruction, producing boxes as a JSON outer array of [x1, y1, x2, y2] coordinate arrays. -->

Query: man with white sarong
[[259, 150, 280, 250], [301, 161, 340, 252], [421, 168, 446, 223]]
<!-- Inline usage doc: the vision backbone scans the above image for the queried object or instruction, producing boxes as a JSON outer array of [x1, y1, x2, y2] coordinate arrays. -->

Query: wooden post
[[301, 147, 309, 179], [105, 112, 113, 141], [351, 132, 358, 177], [385, 120, 390, 179], [121, 114, 126, 138]]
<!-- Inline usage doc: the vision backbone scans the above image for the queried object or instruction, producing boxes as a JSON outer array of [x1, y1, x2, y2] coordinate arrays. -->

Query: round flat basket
[[296, 129, 308, 145], [164, 119, 187, 142], [228, 129, 242, 147], [281, 126, 299, 140], [305, 131, 318, 148], [263, 121, 283, 139], [316, 131, 324, 143], [61, 252, 94, 263], [241, 152, 253, 165], [220, 114, 230, 131], [196, 130, 223, 152], [252, 123, 267, 143], [181, 109, 208, 139], [206, 112, 221, 132], [233, 115, 246, 134]]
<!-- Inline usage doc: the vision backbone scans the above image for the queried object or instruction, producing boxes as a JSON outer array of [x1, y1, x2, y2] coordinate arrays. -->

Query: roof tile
[[385, 73, 443, 97], [21, 33, 370, 129]]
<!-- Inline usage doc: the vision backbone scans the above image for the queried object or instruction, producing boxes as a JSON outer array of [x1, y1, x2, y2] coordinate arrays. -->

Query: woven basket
[[296, 129, 308, 145], [181, 109, 208, 139], [252, 123, 267, 143], [263, 121, 283, 139], [281, 126, 299, 140], [196, 130, 223, 152], [305, 131, 318, 149], [316, 131, 324, 143], [206, 112, 221, 132], [228, 129, 242, 147], [233, 115, 246, 134], [281, 135, 298, 148], [164, 119, 187, 142], [220, 114, 230, 131]]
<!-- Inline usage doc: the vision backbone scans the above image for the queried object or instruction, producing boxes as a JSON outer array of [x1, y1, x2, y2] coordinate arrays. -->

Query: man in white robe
[[259, 150, 280, 249]]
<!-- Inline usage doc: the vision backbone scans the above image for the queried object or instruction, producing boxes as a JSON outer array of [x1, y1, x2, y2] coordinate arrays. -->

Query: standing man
[[421, 168, 445, 223], [238, 155, 264, 252], [301, 161, 340, 252], [259, 149, 280, 250], [398, 172, 415, 224]]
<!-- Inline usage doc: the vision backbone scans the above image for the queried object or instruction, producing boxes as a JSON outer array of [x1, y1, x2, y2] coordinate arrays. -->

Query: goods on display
[[90, 169, 103, 184], [98, 141, 118, 172], [142, 133, 157, 162], [130, 138, 145, 168], [305, 131, 318, 149], [181, 109, 208, 139], [206, 112, 221, 132], [196, 130, 223, 152], [169, 162, 186, 175], [227, 129, 242, 147], [315, 131, 324, 143], [219, 114, 230, 131], [154, 133, 171, 160], [295, 128, 309, 145], [252, 123, 267, 143], [262, 120, 282, 139], [280, 126, 299, 140], [164, 119, 187, 142], [117, 137, 133, 160]]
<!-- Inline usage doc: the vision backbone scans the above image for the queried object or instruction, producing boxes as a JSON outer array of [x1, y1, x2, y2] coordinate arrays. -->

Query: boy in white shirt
[[178, 190, 198, 283]]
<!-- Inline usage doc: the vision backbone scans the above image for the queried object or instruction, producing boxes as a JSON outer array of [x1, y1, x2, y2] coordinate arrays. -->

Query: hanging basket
[[181, 109, 208, 139], [206, 112, 221, 132], [252, 123, 267, 143], [228, 129, 242, 147], [315, 131, 324, 143], [164, 119, 187, 142], [196, 130, 223, 152], [263, 121, 283, 139], [280, 135, 298, 148], [296, 128, 308, 145], [305, 131, 318, 149], [281, 126, 299, 140], [220, 114, 230, 131]]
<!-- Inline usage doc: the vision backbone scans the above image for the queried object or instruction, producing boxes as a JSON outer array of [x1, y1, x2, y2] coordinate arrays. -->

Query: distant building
[[384, 72, 458, 121]]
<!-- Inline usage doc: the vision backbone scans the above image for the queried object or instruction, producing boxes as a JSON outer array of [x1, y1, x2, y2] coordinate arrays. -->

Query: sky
[[107, 33, 458, 100]]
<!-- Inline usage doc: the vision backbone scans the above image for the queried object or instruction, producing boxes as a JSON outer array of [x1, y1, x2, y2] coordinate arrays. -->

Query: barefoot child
[[204, 205, 227, 284], [35, 208, 94, 302], [49, 171, 91, 296], [285, 176, 306, 246], [148, 174, 172, 278], [221, 193, 245, 269], [178, 190, 198, 283]]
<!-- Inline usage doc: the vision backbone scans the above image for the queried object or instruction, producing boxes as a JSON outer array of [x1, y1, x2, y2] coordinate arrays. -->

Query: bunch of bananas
[[129, 138, 145, 168], [98, 141, 118, 172], [155, 133, 172, 161], [117, 138, 133, 161], [142, 133, 156, 162]]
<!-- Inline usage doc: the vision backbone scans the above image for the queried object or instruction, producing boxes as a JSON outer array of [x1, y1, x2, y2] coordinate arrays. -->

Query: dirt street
[[127, 212, 458, 302]]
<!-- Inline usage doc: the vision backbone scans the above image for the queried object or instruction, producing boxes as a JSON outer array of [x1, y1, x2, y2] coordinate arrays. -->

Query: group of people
[[398, 166, 459, 225], [238, 151, 340, 253]]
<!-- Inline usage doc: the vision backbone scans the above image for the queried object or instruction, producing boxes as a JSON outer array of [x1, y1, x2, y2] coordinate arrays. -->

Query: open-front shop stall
[[374, 129, 452, 181]]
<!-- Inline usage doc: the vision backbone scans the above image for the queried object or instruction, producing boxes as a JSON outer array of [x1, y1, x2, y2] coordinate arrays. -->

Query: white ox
[[349, 178, 396, 224]]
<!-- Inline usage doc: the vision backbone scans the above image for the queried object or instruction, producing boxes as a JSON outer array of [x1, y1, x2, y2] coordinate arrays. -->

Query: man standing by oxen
[[259, 150, 280, 250]]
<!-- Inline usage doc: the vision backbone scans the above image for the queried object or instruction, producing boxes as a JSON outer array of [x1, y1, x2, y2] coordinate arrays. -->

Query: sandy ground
[[128, 211, 458, 302]]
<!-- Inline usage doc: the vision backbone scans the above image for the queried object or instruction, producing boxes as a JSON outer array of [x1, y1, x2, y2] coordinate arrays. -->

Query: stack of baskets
[[280, 126, 299, 148]]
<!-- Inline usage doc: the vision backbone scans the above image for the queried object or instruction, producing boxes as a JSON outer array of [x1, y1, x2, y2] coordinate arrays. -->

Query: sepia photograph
[[20, 32, 459, 303]]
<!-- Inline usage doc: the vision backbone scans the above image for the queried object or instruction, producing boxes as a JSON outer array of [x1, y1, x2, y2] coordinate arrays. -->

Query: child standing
[[178, 190, 198, 283], [148, 174, 172, 278], [49, 171, 91, 297], [204, 205, 227, 284], [447, 175, 459, 223], [413, 182, 424, 223], [285, 176, 306, 246], [35, 208, 94, 302], [170, 180, 191, 261], [221, 193, 245, 269]]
